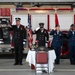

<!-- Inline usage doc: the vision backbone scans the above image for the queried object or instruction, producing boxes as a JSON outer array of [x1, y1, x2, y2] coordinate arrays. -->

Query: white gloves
[[23, 42, 26, 44], [45, 43, 48, 47], [35, 27, 40, 31]]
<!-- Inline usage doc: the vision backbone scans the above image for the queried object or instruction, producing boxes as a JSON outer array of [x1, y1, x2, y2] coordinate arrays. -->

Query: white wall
[[58, 14, 73, 30], [49, 14, 55, 30], [12, 14, 28, 27], [12, 14, 74, 30], [50, 14, 74, 30], [31, 14, 47, 30]]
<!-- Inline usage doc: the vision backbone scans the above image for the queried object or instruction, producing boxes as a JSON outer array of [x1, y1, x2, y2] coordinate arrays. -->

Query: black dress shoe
[[18, 63, 23, 65], [55, 62, 60, 65], [55, 60, 60, 65], [42, 70, 47, 73], [70, 62, 75, 65], [14, 63, 18, 65]]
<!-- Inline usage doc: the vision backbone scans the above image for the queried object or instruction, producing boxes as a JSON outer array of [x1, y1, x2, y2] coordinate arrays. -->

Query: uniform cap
[[70, 24, 74, 27], [39, 22, 44, 26], [15, 18, 21, 21]]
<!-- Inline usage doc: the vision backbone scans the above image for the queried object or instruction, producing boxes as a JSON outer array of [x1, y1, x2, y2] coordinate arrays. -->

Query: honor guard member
[[67, 24, 75, 65], [8, 18, 26, 65], [50, 25, 62, 64], [33, 22, 49, 47]]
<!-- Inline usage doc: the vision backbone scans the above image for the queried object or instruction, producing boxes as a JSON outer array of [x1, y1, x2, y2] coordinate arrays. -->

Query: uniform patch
[[44, 31, 46, 33], [54, 33, 56, 35], [21, 28, 22, 30], [59, 34, 61, 36]]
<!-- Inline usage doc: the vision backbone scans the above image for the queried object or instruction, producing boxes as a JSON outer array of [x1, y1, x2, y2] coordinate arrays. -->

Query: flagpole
[[54, 8, 57, 14], [27, 8, 35, 70]]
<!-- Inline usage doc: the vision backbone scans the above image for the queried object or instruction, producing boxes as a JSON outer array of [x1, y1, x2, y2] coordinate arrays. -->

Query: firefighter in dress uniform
[[33, 22, 49, 47], [8, 18, 26, 65], [33, 22, 49, 73], [67, 24, 75, 65], [50, 25, 62, 64]]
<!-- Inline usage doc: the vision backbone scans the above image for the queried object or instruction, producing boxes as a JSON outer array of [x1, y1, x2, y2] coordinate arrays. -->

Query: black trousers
[[69, 46, 75, 63], [14, 42, 23, 64], [38, 40, 45, 47], [53, 46, 61, 64]]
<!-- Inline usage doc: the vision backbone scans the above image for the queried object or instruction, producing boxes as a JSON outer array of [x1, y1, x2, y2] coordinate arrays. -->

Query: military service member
[[50, 25, 62, 64], [33, 22, 49, 47], [8, 18, 26, 65], [67, 24, 75, 65]]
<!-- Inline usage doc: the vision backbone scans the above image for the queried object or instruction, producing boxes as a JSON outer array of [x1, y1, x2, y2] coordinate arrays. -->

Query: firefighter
[[67, 24, 75, 65], [8, 18, 26, 65], [50, 25, 62, 64], [33, 22, 49, 47]]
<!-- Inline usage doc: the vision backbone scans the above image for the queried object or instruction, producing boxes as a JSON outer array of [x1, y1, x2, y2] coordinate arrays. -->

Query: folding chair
[[35, 47, 49, 74]]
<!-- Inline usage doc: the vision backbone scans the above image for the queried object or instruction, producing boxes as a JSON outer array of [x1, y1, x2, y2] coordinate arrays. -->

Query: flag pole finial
[[54, 8, 58, 14], [27, 8, 30, 14]]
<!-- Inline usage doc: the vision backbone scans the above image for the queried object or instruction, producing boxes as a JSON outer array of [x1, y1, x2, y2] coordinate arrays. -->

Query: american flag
[[28, 14, 33, 48]]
